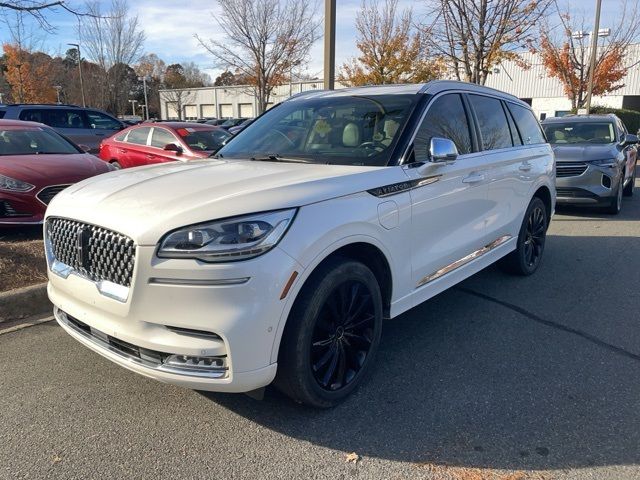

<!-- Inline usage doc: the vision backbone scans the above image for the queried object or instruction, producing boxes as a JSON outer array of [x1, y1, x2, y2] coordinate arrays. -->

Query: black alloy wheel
[[310, 280, 376, 391], [276, 258, 383, 408], [500, 196, 547, 276]]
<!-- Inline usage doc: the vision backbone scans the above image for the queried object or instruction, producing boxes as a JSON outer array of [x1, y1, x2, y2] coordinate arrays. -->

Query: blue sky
[[0, 0, 626, 81]]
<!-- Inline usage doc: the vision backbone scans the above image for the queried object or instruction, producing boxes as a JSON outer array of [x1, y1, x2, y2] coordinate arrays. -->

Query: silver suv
[[542, 114, 638, 214], [0, 104, 124, 153]]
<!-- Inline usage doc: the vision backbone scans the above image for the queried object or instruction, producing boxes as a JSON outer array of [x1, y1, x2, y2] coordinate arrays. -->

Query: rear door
[[120, 127, 152, 167], [403, 92, 491, 296], [85, 110, 124, 152], [18, 108, 95, 148]]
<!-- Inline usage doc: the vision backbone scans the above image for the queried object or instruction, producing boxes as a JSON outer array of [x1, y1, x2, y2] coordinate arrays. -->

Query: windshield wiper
[[249, 153, 308, 163]]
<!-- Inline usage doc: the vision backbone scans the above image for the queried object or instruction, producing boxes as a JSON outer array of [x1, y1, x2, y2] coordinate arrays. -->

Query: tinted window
[[414, 94, 472, 158], [469, 94, 512, 150], [151, 128, 178, 148], [19, 109, 87, 129], [216, 94, 419, 166], [0, 110, 5, 119], [542, 122, 615, 144], [0, 127, 79, 155], [504, 104, 522, 146], [87, 111, 122, 130], [507, 103, 546, 145], [126, 127, 151, 145]]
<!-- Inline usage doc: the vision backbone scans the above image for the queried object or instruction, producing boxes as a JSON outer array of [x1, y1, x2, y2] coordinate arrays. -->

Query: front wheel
[[623, 165, 636, 197], [605, 175, 624, 214], [500, 197, 548, 276], [275, 258, 383, 408], [110, 161, 122, 170]]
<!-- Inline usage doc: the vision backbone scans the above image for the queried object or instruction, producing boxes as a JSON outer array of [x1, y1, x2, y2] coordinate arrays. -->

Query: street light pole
[[139, 76, 150, 120], [584, 0, 602, 112], [129, 99, 138, 116], [68, 43, 86, 107], [324, 0, 336, 90], [54, 86, 62, 104]]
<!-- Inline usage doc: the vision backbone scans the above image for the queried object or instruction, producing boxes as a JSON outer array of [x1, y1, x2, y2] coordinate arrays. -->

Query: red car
[[0, 119, 112, 226], [98, 122, 232, 169]]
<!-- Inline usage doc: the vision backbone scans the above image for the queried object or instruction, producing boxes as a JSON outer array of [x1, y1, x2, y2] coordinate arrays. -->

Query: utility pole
[[54, 86, 62, 104], [138, 76, 150, 120], [68, 43, 86, 107], [129, 99, 138, 116], [584, 0, 602, 112], [16, 63, 24, 103], [324, 0, 336, 90]]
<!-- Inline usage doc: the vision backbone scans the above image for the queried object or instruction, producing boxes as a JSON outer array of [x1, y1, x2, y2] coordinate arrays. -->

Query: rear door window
[[86, 111, 122, 130], [126, 127, 151, 145], [414, 93, 473, 158], [506, 103, 546, 145], [19, 109, 87, 129], [468, 94, 512, 150]]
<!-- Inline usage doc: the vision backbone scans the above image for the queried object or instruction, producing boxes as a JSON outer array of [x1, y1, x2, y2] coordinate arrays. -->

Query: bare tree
[[339, 0, 443, 86], [423, 0, 553, 84], [0, 1, 103, 30], [79, 0, 145, 113], [537, 2, 639, 109], [196, 0, 320, 114]]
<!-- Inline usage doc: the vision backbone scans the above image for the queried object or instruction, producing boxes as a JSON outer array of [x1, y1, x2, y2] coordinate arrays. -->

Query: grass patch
[[0, 229, 47, 292]]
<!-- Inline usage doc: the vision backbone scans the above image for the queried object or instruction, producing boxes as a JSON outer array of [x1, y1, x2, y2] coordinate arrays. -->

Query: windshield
[[215, 94, 419, 166], [177, 128, 232, 152], [543, 122, 616, 144], [0, 127, 80, 155]]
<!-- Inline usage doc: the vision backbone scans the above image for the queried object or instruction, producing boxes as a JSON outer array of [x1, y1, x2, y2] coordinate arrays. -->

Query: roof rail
[[7, 103, 82, 108]]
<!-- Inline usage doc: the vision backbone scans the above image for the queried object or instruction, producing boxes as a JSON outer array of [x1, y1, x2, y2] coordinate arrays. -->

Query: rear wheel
[[500, 197, 547, 276], [275, 258, 383, 408], [605, 175, 623, 214], [623, 165, 636, 197]]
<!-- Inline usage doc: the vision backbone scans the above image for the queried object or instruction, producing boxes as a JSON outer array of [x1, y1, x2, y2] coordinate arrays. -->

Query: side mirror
[[429, 137, 458, 163], [163, 143, 183, 155], [78, 144, 91, 152], [622, 133, 639, 145]]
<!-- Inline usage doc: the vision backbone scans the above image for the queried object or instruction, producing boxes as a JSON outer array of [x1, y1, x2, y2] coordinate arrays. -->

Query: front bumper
[[0, 192, 45, 225], [556, 164, 621, 205], [47, 244, 302, 392]]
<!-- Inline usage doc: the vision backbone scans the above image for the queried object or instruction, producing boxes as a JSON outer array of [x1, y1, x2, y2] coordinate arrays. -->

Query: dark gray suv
[[0, 104, 124, 153], [542, 114, 637, 214]]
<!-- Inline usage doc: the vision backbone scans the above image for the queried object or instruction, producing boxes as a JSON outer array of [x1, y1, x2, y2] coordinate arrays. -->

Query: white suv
[[45, 81, 555, 407]]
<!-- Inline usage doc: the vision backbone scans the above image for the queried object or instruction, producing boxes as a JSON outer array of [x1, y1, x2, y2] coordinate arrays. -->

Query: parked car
[[98, 122, 232, 169], [228, 118, 254, 135], [44, 81, 554, 407], [219, 117, 249, 130], [204, 119, 226, 126], [542, 114, 637, 214], [0, 104, 125, 153], [0, 119, 112, 226]]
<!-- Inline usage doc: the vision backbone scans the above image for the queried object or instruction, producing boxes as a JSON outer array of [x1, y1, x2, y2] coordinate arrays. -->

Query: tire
[[500, 197, 548, 276], [605, 174, 624, 214], [110, 161, 122, 170], [623, 165, 636, 197], [275, 257, 383, 408]]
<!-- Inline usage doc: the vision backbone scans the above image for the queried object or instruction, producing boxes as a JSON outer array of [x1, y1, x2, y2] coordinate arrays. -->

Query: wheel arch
[[533, 185, 553, 222]]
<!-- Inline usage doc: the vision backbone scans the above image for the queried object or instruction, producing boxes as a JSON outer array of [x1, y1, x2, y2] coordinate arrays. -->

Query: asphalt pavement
[[1, 177, 639, 480]]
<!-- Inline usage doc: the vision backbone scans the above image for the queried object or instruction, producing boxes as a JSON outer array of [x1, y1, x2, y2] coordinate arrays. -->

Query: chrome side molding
[[417, 235, 512, 288]]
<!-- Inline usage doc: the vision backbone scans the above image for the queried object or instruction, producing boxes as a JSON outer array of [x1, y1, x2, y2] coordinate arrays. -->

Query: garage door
[[183, 105, 198, 120], [219, 104, 233, 118], [166, 102, 179, 120], [239, 103, 254, 117], [201, 104, 216, 117]]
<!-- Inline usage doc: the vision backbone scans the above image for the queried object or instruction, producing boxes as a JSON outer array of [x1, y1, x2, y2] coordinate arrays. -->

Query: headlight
[[591, 159, 618, 167], [157, 208, 297, 262], [0, 174, 35, 192]]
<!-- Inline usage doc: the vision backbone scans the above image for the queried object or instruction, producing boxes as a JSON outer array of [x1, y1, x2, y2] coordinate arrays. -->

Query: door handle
[[519, 162, 532, 172], [118, 149, 127, 154], [462, 173, 486, 184], [146, 154, 156, 159], [95, 133, 106, 136]]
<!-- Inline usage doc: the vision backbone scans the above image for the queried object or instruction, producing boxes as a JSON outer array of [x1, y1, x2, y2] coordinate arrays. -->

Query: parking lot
[[1, 174, 639, 480]]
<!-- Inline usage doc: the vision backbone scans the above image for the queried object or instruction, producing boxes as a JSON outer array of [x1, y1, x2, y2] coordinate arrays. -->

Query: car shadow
[[199, 231, 640, 471], [0, 225, 43, 242]]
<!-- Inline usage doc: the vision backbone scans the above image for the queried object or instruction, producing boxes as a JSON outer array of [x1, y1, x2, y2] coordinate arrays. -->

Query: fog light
[[602, 174, 612, 188], [165, 354, 227, 370]]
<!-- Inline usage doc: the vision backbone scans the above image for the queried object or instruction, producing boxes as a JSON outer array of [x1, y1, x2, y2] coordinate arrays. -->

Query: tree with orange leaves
[[537, 5, 638, 110], [3, 43, 56, 103], [338, 0, 444, 87]]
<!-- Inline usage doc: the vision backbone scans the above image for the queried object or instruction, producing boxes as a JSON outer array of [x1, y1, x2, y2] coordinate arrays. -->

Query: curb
[[0, 283, 51, 323]]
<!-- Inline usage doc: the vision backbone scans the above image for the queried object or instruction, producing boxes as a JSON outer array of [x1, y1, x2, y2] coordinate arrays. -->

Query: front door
[[404, 93, 491, 300]]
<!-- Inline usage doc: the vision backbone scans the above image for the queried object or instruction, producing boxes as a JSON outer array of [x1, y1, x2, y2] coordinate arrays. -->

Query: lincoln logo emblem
[[76, 227, 90, 270]]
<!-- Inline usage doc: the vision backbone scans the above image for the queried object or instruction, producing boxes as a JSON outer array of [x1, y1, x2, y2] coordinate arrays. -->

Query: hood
[[551, 144, 618, 163], [0, 153, 110, 186], [46, 158, 407, 245]]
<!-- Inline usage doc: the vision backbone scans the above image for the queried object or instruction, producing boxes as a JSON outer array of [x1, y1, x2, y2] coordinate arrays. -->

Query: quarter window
[[126, 127, 151, 145], [469, 94, 512, 150], [86, 111, 122, 130], [414, 93, 472, 159], [506, 103, 546, 145], [151, 128, 178, 148]]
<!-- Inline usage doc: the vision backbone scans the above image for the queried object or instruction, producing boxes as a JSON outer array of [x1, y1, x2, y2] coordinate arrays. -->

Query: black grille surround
[[556, 162, 588, 178], [47, 217, 136, 287], [37, 184, 71, 205]]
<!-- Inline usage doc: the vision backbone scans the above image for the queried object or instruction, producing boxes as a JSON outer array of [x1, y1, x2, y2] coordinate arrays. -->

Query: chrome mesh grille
[[47, 217, 136, 287]]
